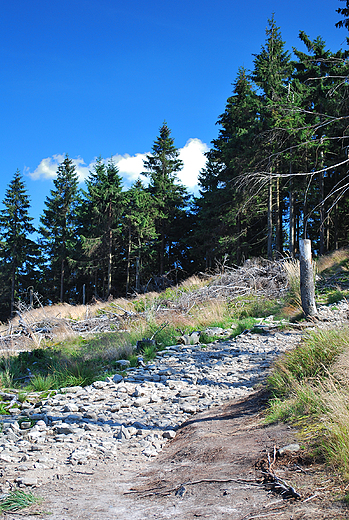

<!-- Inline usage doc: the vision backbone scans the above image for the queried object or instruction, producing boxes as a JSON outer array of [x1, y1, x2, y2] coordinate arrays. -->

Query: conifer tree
[[39, 155, 79, 303], [123, 180, 157, 294], [0, 170, 38, 318], [292, 32, 349, 253], [142, 122, 188, 278], [196, 68, 264, 265], [80, 157, 123, 298], [252, 15, 292, 258]]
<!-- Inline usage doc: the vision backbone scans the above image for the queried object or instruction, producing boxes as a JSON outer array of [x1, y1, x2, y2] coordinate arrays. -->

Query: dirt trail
[[11, 391, 348, 520]]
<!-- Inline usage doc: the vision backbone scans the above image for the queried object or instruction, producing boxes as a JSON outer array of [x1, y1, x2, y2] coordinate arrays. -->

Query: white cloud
[[112, 153, 147, 185], [178, 138, 209, 189], [26, 138, 209, 191], [27, 154, 93, 182]]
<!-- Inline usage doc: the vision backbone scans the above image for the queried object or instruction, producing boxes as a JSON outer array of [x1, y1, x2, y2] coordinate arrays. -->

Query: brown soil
[[8, 390, 348, 520]]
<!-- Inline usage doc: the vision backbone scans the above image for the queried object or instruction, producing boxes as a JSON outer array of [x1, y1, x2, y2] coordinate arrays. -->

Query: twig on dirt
[[261, 471, 301, 499], [302, 493, 318, 503], [260, 446, 301, 500], [150, 322, 169, 340], [239, 508, 289, 520], [125, 477, 259, 497]]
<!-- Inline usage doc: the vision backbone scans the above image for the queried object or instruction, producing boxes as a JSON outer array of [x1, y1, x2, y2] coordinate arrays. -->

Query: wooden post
[[299, 239, 317, 317], [82, 284, 86, 305]]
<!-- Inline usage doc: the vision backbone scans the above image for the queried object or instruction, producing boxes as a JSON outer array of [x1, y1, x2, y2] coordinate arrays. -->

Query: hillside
[[0, 254, 349, 517]]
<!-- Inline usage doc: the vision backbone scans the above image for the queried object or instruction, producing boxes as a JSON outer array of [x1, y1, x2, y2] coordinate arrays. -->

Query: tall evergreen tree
[[252, 15, 292, 258], [80, 157, 123, 298], [142, 122, 188, 278], [0, 170, 38, 318], [123, 180, 157, 294], [195, 67, 265, 265], [291, 32, 349, 252], [39, 155, 79, 303]]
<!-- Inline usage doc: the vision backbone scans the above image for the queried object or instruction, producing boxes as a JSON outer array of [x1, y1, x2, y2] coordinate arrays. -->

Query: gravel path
[[0, 302, 348, 519]]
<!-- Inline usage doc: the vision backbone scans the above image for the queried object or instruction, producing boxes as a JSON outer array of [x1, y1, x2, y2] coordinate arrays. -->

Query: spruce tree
[[39, 155, 79, 303], [291, 33, 349, 253], [196, 68, 264, 265], [123, 180, 157, 294], [142, 122, 188, 278], [0, 170, 38, 318], [252, 16, 292, 258], [80, 157, 123, 298]]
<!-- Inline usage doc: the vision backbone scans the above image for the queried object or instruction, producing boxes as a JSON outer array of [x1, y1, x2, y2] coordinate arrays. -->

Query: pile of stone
[[0, 325, 305, 492]]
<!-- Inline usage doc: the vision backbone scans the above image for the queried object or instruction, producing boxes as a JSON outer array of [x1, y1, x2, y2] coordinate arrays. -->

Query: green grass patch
[[267, 328, 348, 398], [326, 289, 349, 304], [228, 294, 286, 321], [0, 489, 40, 513]]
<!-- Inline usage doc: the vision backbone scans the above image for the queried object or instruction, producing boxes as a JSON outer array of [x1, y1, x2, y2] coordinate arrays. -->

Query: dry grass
[[189, 300, 229, 328], [267, 326, 349, 481], [0, 260, 289, 351], [318, 377, 349, 478], [282, 259, 302, 310], [317, 248, 349, 274]]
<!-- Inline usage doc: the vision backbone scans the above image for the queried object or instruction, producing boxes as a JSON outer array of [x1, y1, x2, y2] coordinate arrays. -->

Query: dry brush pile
[[0, 258, 290, 353]]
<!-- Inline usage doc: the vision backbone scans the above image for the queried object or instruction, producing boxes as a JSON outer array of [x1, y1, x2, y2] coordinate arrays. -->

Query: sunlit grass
[[266, 326, 349, 481]]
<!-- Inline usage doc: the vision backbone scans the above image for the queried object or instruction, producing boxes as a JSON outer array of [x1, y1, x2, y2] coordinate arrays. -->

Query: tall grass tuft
[[283, 259, 302, 311], [267, 328, 348, 397], [266, 325, 349, 483]]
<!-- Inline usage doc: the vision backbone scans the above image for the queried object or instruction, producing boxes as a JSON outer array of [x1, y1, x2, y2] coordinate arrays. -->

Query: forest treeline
[[2, 7, 349, 320]]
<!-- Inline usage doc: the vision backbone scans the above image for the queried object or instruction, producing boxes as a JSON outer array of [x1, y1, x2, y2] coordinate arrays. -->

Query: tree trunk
[[289, 163, 295, 257], [10, 263, 15, 317], [107, 204, 112, 296], [236, 213, 242, 265], [60, 257, 65, 303], [159, 228, 165, 276], [125, 225, 132, 296], [267, 175, 273, 259], [334, 202, 338, 250], [319, 141, 325, 255], [319, 170, 325, 255], [275, 177, 281, 254], [299, 239, 317, 317], [135, 256, 140, 293]]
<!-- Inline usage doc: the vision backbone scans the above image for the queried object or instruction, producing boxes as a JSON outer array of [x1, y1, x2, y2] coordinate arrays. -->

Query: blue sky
[[1, 0, 347, 226]]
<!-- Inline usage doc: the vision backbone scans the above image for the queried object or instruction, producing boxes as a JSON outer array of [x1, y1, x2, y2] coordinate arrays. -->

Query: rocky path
[[0, 302, 348, 518]]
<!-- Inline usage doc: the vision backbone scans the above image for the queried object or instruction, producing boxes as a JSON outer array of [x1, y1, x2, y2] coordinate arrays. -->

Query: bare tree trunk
[[319, 169, 325, 255], [275, 177, 281, 254], [334, 203, 338, 250], [94, 269, 98, 298], [135, 256, 140, 293], [125, 225, 132, 296], [289, 161, 295, 257], [299, 239, 317, 317], [236, 213, 242, 264], [107, 204, 112, 296], [159, 229, 165, 276], [60, 258, 64, 303], [319, 140, 325, 255], [267, 175, 273, 260], [10, 262, 15, 317]]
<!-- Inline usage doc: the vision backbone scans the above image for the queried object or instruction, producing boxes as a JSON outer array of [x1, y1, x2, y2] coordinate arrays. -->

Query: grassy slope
[[265, 249, 349, 494]]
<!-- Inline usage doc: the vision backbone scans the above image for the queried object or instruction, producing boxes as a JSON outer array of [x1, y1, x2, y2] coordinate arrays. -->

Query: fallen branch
[[125, 477, 259, 497]]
